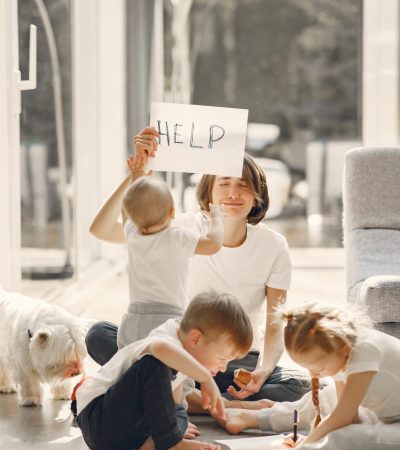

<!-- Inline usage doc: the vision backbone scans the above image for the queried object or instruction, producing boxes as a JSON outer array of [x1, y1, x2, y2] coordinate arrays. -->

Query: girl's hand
[[132, 127, 159, 163], [200, 377, 226, 420], [282, 433, 306, 448], [227, 368, 270, 400]]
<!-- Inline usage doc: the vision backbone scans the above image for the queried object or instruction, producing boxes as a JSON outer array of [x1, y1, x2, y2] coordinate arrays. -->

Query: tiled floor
[[1, 248, 346, 449]]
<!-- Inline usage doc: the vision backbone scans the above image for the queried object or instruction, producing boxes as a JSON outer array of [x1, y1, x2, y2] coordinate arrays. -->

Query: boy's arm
[[148, 339, 225, 418], [298, 371, 376, 446], [195, 204, 224, 255]]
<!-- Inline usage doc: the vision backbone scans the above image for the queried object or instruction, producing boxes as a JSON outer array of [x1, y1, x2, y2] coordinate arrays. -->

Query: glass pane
[[163, 0, 362, 247], [19, 0, 74, 278]]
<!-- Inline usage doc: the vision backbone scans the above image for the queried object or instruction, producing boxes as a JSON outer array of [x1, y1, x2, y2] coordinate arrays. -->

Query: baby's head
[[123, 177, 174, 234], [179, 292, 253, 376]]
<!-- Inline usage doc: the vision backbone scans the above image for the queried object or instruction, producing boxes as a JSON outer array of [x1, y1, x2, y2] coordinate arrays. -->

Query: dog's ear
[[36, 330, 50, 346]]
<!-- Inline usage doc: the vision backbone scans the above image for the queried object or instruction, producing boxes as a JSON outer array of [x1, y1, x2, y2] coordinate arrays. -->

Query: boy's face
[[187, 332, 241, 376]]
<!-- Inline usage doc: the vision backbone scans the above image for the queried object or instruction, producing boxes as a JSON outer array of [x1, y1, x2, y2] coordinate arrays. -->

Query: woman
[[86, 127, 309, 403]]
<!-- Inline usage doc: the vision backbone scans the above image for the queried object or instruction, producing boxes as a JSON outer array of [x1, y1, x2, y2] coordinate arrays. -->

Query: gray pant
[[117, 301, 183, 349], [259, 384, 400, 450]]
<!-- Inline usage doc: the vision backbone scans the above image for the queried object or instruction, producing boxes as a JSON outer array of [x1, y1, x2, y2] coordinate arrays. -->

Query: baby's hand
[[208, 203, 224, 220], [127, 154, 151, 182]]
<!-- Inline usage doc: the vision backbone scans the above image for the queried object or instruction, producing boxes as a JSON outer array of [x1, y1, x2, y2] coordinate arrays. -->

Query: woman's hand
[[227, 368, 270, 400], [132, 127, 159, 163], [200, 377, 226, 420]]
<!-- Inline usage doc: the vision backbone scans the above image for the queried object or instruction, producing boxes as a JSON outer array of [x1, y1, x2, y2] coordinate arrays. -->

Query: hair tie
[[287, 314, 294, 323], [310, 327, 317, 335]]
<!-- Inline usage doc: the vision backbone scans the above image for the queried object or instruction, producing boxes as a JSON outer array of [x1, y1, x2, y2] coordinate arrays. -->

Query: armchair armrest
[[360, 276, 400, 323]]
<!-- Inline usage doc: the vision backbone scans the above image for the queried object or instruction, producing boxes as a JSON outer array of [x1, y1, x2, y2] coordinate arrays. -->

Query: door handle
[[19, 24, 37, 91]]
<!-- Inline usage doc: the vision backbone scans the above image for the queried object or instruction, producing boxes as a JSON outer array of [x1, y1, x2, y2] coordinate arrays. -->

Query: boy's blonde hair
[[123, 177, 173, 232], [196, 153, 269, 225], [279, 301, 373, 429], [180, 292, 253, 357]]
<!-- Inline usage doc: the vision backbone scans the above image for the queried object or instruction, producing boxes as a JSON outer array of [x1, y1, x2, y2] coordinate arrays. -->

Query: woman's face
[[211, 176, 255, 221]]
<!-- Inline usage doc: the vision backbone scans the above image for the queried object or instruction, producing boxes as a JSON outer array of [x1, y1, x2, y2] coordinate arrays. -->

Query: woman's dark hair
[[196, 153, 269, 225]]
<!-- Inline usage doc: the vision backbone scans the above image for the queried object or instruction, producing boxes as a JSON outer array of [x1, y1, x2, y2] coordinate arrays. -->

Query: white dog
[[0, 289, 90, 406]]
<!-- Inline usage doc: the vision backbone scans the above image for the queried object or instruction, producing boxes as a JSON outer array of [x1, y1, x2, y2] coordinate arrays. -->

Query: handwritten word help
[[156, 121, 226, 150]]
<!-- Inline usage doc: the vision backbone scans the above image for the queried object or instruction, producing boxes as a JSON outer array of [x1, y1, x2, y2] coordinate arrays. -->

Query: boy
[[74, 292, 253, 450]]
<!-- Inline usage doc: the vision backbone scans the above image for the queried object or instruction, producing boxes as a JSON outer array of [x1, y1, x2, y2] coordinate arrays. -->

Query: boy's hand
[[132, 127, 159, 164], [127, 154, 151, 182], [200, 377, 226, 420]]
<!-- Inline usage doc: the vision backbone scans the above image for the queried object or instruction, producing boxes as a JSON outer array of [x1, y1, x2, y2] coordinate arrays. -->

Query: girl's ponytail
[[311, 377, 322, 428]]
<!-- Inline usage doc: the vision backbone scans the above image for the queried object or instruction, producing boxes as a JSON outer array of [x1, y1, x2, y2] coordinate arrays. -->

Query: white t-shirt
[[76, 319, 187, 415], [333, 328, 400, 422], [124, 221, 200, 308], [174, 212, 292, 350]]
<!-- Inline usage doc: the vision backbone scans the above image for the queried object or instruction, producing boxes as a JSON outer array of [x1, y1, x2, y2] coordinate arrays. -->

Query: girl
[[223, 302, 400, 449], [86, 126, 309, 403]]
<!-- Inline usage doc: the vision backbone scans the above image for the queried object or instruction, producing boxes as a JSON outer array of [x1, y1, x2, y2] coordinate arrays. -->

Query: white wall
[[73, 0, 126, 272], [0, 0, 21, 290], [363, 0, 400, 146]]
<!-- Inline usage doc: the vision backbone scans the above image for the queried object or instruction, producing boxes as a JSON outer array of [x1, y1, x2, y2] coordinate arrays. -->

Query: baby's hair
[[277, 301, 373, 429], [122, 177, 173, 233], [196, 153, 269, 225], [180, 292, 253, 357]]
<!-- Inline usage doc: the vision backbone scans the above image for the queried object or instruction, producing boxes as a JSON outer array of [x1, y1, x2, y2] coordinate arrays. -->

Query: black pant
[[86, 321, 311, 403], [76, 355, 188, 450]]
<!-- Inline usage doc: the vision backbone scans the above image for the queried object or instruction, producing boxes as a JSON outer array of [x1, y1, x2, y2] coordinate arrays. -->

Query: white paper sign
[[148, 102, 248, 176]]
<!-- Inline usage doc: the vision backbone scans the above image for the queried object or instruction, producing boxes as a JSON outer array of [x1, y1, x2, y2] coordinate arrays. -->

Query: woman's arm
[[90, 129, 157, 243], [226, 288, 286, 400], [298, 371, 376, 446], [258, 287, 286, 373], [89, 175, 131, 243]]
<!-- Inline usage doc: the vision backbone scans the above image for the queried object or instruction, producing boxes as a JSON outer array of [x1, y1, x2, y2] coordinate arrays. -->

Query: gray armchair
[[343, 147, 400, 338]]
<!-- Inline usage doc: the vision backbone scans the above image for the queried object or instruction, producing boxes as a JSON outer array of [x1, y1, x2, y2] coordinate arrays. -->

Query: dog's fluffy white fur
[[0, 289, 90, 406]]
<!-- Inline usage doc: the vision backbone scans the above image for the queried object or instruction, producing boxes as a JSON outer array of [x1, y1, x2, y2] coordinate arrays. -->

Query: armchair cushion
[[346, 228, 400, 292], [357, 275, 400, 323]]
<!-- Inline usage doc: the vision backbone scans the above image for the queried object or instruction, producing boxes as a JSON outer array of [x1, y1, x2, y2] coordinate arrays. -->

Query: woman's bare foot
[[225, 398, 275, 410], [171, 438, 220, 449], [224, 408, 260, 434]]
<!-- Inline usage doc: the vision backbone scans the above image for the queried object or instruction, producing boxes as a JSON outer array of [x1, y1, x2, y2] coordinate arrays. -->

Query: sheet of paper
[[214, 434, 285, 450], [148, 102, 248, 176]]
